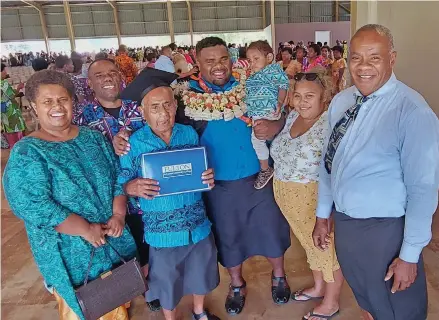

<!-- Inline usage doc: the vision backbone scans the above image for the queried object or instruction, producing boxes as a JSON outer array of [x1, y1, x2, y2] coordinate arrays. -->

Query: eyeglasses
[[294, 72, 318, 81], [294, 72, 324, 87]]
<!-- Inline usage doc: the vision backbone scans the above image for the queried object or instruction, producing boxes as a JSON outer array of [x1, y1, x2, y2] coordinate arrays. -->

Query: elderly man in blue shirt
[[118, 68, 220, 320], [313, 24, 439, 320]]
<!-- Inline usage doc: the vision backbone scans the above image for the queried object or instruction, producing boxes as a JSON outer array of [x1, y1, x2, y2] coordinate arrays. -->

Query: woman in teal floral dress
[[2, 70, 136, 320], [1, 63, 26, 148]]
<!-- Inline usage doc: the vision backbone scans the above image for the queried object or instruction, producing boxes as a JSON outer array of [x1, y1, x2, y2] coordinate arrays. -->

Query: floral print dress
[[1, 79, 26, 134], [270, 111, 340, 282], [271, 110, 328, 183]]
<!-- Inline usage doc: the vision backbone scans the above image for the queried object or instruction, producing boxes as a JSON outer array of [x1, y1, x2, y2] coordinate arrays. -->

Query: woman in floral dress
[[331, 45, 348, 94], [321, 46, 334, 69], [303, 44, 325, 72], [278, 47, 294, 71], [1, 63, 26, 148], [270, 67, 343, 320]]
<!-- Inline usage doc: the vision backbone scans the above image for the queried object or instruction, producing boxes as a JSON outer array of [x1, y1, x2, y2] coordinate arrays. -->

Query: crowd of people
[[2, 24, 439, 320], [1, 39, 349, 150]]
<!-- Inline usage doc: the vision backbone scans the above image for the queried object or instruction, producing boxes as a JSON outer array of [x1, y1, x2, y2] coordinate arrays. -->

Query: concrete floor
[[1, 146, 439, 320]]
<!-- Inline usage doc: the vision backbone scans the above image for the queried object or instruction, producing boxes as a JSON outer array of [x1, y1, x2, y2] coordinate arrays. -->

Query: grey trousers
[[333, 211, 428, 320]]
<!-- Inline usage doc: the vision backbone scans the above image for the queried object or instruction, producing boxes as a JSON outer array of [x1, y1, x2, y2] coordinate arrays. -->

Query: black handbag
[[75, 241, 148, 320]]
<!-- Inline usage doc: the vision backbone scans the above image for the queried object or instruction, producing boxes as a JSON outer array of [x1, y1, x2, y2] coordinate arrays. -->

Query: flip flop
[[291, 290, 324, 302], [302, 309, 340, 320]]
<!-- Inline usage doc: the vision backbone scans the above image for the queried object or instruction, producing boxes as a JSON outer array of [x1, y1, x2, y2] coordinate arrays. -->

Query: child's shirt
[[245, 63, 289, 118]]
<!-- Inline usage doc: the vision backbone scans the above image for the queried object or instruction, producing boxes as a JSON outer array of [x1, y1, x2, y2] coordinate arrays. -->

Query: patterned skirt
[[273, 179, 339, 282]]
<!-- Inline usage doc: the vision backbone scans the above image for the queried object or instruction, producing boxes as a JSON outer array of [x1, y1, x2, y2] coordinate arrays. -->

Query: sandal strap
[[193, 311, 207, 320], [230, 281, 247, 295], [272, 272, 287, 285]]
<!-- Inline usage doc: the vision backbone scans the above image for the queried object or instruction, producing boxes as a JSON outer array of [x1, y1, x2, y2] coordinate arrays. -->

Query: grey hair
[[355, 24, 395, 51]]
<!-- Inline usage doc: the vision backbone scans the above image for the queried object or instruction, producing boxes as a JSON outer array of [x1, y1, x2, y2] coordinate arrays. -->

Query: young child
[[245, 40, 289, 189], [118, 68, 220, 320]]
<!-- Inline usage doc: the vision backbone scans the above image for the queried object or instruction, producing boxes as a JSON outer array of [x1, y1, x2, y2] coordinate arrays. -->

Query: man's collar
[[354, 72, 397, 98], [189, 75, 237, 93], [92, 98, 132, 110], [200, 76, 237, 93]]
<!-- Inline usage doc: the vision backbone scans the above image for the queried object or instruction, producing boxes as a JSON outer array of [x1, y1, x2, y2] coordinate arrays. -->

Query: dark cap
[[120, 67, 178, 102]]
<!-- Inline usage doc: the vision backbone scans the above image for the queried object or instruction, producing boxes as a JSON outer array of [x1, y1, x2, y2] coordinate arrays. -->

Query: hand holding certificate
[[124, 170, 214, 199], [201, 168, 215, 189], [125, 147, 213, 199], [124, 178, 161, 200]]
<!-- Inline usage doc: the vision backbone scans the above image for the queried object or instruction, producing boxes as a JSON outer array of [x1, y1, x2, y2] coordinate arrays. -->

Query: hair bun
[[306, 65, 327, 77]]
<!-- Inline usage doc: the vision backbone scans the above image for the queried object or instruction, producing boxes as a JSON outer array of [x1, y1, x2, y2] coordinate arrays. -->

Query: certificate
[[141, 147, 210, 197]]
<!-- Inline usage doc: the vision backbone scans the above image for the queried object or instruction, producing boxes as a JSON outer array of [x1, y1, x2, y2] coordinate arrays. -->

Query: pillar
[[63, 0, 75, 51]]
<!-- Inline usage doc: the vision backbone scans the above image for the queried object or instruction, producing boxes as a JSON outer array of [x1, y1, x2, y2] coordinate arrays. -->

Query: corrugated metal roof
[[1, 0, 349, 41]]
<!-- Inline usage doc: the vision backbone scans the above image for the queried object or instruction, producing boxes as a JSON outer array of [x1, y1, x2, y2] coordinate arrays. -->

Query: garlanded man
[[180, 37, 291, 315]]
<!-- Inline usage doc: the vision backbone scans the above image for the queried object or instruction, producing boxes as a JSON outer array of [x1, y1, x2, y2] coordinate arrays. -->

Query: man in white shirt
[[155, 46, 198, 82], [154, 46, 175, 74], [313, 24, 439, 320]]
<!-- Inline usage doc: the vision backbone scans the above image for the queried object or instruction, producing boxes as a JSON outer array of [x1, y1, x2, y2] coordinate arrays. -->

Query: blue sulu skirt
[[204, 174, 291, 268]]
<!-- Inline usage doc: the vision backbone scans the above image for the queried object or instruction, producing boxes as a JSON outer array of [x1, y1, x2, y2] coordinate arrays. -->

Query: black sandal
[[146, 299, 162, 312], [193, 309, 220, 320], [225, 281, 247, 316], [271, 273, 291, 305], [302, 309, 340, 320]]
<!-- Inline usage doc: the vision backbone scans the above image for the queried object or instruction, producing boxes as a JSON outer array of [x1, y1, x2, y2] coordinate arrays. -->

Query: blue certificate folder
[[141, 147, 210, 197]]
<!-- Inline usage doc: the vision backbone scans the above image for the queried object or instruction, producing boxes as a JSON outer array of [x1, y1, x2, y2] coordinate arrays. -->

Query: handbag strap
[[83, 240, 127, 286]]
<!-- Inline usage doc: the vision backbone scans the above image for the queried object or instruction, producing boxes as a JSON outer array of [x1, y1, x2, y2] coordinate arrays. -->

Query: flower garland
[[180, 68, 251, 124]]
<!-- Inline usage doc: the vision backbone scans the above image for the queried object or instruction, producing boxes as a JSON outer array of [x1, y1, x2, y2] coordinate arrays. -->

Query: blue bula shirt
[[316, 73, 439, 263], [118, 123, 211, 248], [189, 77, 260, 181], [245, 63, 289, 118]]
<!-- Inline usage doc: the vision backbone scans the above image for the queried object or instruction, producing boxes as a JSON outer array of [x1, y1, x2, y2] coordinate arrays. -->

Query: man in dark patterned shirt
[[75, 58, 161, 312]]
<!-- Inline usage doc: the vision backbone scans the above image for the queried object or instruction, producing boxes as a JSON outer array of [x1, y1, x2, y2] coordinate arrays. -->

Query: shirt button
[[240, 146, 244, 150]]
